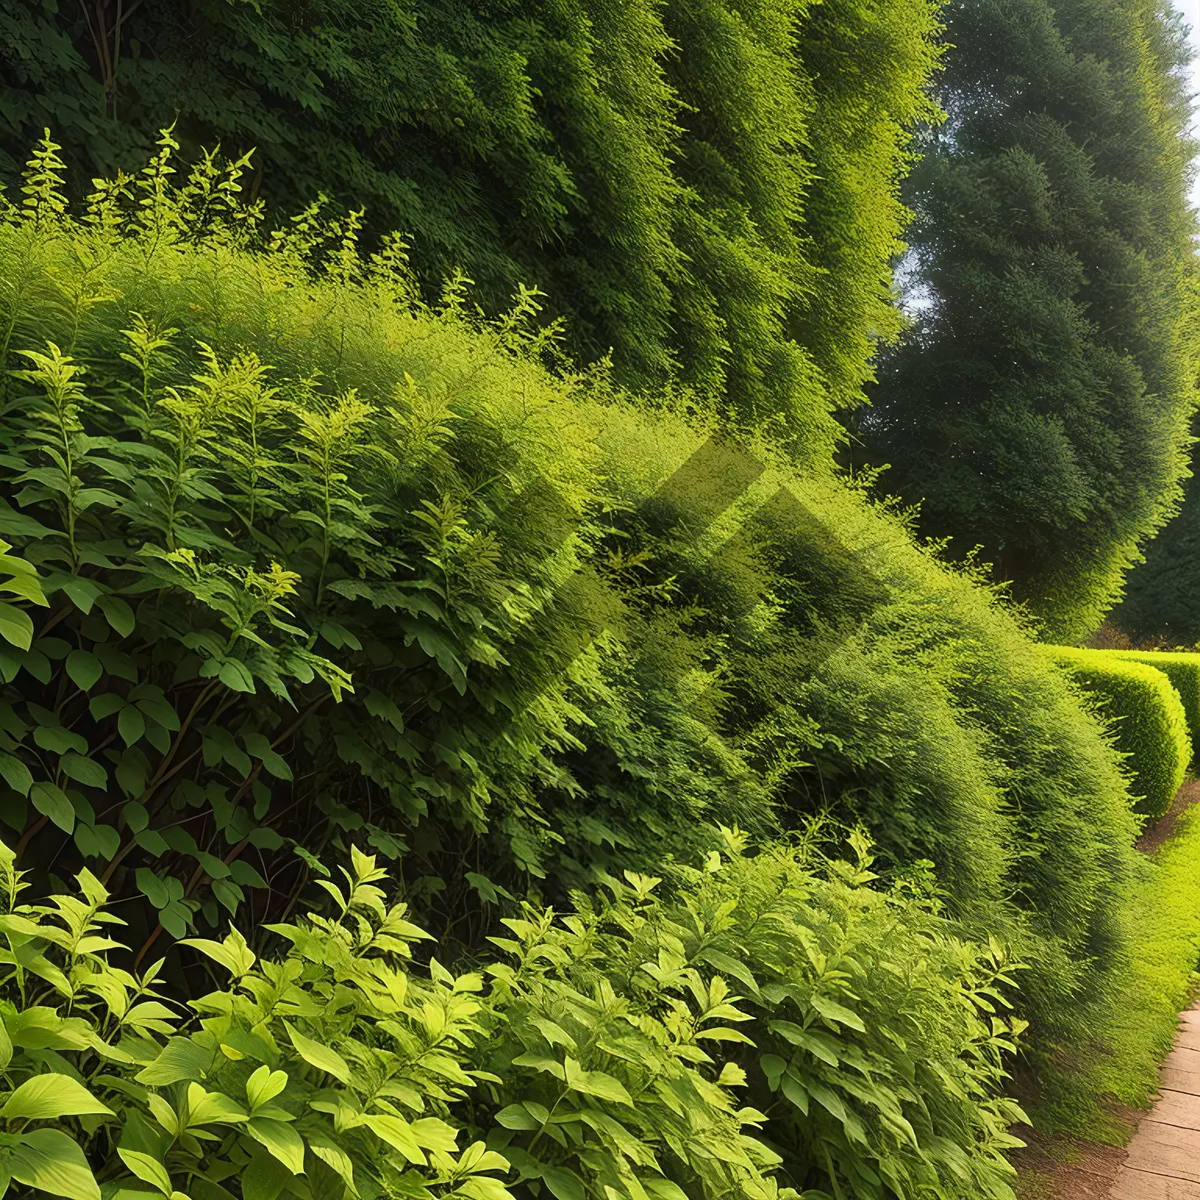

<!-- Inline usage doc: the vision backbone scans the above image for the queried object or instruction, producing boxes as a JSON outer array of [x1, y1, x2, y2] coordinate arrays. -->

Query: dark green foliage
[[0, 0, 940, 449], [860, 0, 1199, 639], [0, 834, 1029, 1200], [1106, 650, 1200, 749], [1112, 469, 1200, 644], [0, 140, 1145, 1090], [1044, 647, 1190, 817]]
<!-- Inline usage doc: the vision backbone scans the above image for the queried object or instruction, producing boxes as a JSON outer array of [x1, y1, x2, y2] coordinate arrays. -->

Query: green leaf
[[759, 1053, 788, 1082], [1, 1073, 113, 1121], [61, 578, 102, 615], [184, 1082, 247, 1127], [218, 660, 255, 694], [135, 1037, 213, 1086], [306, 1129, 356, 1196], [0, 754, 32, 797], [59, 753, 106, 789], [9, 1128, 101, 1200], [118, 706, 146, 747], [494, 1104, 539, 1131], [780, 1073, 809, 1114], [563, 1058, 632, 1106], [116, 1148, 171, 1196], [245, 1118, 304, 1175], [30, 783, 74, 833], [135, 869, 168, 910], [0, 602, 34, 652], [180, 930, 255, 978], [241, 1148, 291, 1200], [810, 994, 866, 1032], [97, 594, 136, 638], [284, 1022, 351, 1084], [643, 1180, 689, 1200], [122, 801, 149, 832], [245, 1066, 288, 1112], [360, 1114, 424, 1164], [65, 650, 102, 693], [541, 1166, 585, 1200]]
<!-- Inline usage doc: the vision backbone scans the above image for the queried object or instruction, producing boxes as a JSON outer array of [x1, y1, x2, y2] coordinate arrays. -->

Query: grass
[[1033, 779, 1200, 1141]]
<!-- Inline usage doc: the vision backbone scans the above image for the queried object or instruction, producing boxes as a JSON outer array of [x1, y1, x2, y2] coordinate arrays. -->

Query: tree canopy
[[860, 0, 1198, 639]]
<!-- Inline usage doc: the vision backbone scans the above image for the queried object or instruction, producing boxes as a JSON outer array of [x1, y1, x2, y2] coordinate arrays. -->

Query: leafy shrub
[[0, 134, 1142, 1088], [1043, 648, 1190, 817], [0, 832, 1028, 1200], [1104, 650, 1200, 752]]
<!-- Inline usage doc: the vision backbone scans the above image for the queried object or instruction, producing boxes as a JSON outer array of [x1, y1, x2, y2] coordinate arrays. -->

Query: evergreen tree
[[859, 0, 1198, 639], [0, 0, 938, 454], [1112, 451, 1200, 644]]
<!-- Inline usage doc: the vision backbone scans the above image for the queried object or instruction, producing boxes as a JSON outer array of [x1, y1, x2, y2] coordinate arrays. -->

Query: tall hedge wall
[[0, 0, 942, 452]]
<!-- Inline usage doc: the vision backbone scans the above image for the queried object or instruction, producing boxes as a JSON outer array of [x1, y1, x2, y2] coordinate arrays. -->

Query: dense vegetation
[[1112, 484, 1200, 642], [0, 136, 1146, 1061], [1043, 648, 1191, 817], [860, 0, 1199, 639], [0, 0, 940, 452], [0, 0, 1197, 1189], [0, 835, 1031, 1200]]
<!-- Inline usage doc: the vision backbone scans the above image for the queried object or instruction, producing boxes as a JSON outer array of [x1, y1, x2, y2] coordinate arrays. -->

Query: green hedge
[[0, 136, 1144, 1106], [1045, 647, 1190, 817], [1105, 650, 1200, 752]]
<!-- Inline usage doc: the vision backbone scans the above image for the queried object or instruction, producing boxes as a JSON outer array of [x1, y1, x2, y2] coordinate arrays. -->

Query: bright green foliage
[[862, 0, 1199, 639], [0, 833, 1029, 1200], [1105, 650, 1200, 749], [1037, 787, 1200, 1139], [0, 0, 940, 447], [1043, 648, 1190, 817], [0, 136, 1145, 1097]]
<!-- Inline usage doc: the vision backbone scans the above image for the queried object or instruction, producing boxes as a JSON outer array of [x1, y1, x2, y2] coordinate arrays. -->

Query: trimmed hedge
[[1045, 648, 1190, 817], [1105, 650, 1200, 753]]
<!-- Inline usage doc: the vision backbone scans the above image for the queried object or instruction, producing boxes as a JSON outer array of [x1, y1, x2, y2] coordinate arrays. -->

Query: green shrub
[[1043, 647, 1190, 817], [1105, 650, 1200, 752], [0, 134, 1143, 1090], [0, 833, 1027, 1200]]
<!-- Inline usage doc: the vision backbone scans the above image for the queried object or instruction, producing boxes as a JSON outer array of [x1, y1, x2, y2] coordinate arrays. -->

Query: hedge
[[1105, 650, 1200, 752], [1045, 647, 1191, 817], [0, 134, 1144, 1104]]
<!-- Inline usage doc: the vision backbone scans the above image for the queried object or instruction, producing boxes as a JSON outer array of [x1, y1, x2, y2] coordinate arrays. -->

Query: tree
[[859, 0, 1198, 640], [0, 0, 939, 454]]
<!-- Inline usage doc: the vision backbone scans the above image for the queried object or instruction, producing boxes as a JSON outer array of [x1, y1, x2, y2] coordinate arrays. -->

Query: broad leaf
[[1, 1073, 113, 1121], [9, 1128, 100, 1200]]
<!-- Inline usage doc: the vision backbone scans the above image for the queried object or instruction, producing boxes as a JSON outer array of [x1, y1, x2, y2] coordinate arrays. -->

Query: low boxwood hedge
[[1105, 651, 1200, 753], [1045, 647, 1190, 818]]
